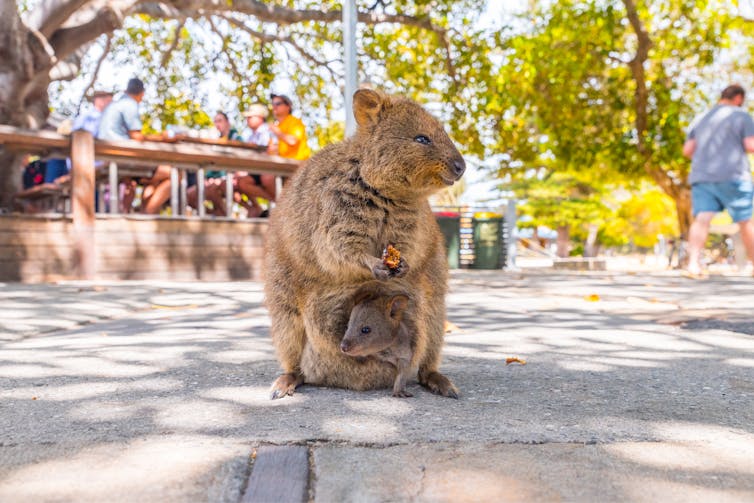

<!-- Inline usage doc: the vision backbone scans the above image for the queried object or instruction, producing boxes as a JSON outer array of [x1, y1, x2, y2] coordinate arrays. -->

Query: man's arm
[[744, 136, 754, 153], [128, 130, 145, 141], [682, 138, 696, 159]]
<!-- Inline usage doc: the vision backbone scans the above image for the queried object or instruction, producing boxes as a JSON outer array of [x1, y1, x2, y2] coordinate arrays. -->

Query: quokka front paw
[[269, 372, 303, 400]]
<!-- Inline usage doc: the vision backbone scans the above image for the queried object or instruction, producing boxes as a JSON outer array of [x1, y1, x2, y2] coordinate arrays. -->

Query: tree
[[0, 0, 492, 209], [489, 0, 738, 246]]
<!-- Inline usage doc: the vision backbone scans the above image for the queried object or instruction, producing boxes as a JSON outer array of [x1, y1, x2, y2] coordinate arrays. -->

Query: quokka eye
[[361, 326, 371, 334], [414, 135, 431, 145]]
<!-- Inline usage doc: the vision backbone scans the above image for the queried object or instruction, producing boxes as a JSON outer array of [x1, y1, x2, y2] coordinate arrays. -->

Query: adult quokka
[[264, 89, 465, 399]]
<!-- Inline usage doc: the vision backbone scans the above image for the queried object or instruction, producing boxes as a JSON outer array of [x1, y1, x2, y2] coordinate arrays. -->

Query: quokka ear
[[352, 285, 375, 307], [353, 89, 389, 130], [388, 294, 409, 321]]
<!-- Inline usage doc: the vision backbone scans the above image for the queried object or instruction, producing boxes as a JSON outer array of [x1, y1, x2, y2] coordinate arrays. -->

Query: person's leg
[[235, 175, 266, 217], [141, 166, 172, 214], [121, 178, 136, 213], [206, 181, 227, 216], [738, 220, 754, 270], [723, 180, 754, 273], [687, 212, 715, 274], [143, 178, 171, 214], [259, 174, 277, 202]]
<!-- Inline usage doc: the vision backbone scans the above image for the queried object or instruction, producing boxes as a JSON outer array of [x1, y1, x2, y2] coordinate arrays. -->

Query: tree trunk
[[584, 223, 599, 257], [556, 225, 570, 258], [0, 7, 50, 209], [674, 187, 692, 240]]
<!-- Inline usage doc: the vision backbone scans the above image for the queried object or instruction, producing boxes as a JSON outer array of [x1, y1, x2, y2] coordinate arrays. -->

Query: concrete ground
[[1, 269, 753, 502]]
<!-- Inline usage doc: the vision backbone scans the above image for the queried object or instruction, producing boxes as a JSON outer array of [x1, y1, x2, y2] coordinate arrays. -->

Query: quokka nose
[[340, 342, 350, 353], [452, 158, 466, 178]]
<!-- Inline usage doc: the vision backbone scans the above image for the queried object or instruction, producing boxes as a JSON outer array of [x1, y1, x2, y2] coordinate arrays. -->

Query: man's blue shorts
[[691, 180, 754, 222]]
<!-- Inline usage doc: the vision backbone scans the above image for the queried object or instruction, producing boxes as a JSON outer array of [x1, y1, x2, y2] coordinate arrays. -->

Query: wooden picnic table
[[0, 124, 299, 214], [0, 124, 301, 279]]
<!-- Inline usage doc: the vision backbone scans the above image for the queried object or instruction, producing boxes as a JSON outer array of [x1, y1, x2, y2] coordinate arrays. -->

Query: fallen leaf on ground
[[505, 357, 527, 365], [150, 304, 199, 310], [584, 294, 600, 302], [444, 321, 462, 333]]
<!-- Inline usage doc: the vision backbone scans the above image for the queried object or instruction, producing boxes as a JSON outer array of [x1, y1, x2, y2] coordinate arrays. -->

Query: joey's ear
[[388, 295, 409, 321], [353, 89, 388, 129]]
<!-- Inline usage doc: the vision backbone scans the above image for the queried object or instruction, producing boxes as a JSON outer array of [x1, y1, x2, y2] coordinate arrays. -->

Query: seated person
[[269, 93, 311, 161], [235, 104, 275, 217], [97, 78, 171, 214], [186, 111, 240, 216]]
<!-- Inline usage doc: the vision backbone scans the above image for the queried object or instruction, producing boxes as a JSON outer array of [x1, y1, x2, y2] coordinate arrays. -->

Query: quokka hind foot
[[419, 370, 459, 399]]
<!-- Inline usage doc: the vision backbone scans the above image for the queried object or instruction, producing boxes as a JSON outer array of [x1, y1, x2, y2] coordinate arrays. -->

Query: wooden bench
[[12, 182, 70, 214]]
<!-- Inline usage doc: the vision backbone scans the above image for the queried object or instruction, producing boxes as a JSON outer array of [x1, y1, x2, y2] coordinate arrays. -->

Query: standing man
[[73, 89, 114, 136], [269, 93, 311, 161], [98, 78, 171, 214], [683, 84, 754, 277]]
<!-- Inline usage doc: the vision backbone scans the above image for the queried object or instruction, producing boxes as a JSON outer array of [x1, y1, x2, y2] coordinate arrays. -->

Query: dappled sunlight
[[0, 435, 245, 502], [21, 356, 163, 378], [605, 440, 754, 475], [726, 358, 754, 368], [420, 468, 537, 502], [0, 378, 182, 402], [612, 475, 753, 503], [68, 400, 149, 422], [650, 423, 754, 445], [556, 360, 614, 372], [682, 331, 754, 351], [200, 386, 303, 407], [207, 349, 274, 364], [321, 414, 400, 442], [155, 400, 247, 430], [344, 397, 415, 417]]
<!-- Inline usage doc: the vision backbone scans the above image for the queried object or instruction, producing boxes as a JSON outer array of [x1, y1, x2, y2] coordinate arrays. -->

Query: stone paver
[[0, 270, 753, 502]]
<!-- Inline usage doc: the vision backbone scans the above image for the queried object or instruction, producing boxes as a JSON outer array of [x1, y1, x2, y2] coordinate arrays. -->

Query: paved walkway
[[1, 269, 753, 502]]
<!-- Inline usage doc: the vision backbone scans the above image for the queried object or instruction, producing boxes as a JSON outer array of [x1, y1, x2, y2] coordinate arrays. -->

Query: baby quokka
[[340, 288, 415, 397]]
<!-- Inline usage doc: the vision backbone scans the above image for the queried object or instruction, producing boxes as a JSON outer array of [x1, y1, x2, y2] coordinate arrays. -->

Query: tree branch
[[160, 19, 185, 68], [205, 16, 246, 90], [24, 0, 93, 39], [622, 0, 681, 199], [78, 35, 111, 113], [48, 5, 123, 61], [135, 0, 447, 38], [220, 14, 341, 84]]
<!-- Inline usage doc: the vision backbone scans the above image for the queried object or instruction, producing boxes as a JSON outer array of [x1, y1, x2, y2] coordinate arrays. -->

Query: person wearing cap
[[269, 93, 311, 161], [97, 78, 172, 214], [72, 89, 114, 137], [235, 104, 276, 217]]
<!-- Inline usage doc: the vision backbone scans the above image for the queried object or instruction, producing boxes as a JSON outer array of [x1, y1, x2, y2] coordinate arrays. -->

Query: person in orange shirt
[[269, 93, 311, 161]]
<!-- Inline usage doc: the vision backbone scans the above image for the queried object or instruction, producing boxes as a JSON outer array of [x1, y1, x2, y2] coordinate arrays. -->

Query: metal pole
[[170, 167, 180, 216], [108, 162, 119, 214], [225, 172, 233, 217], [197, 167, 206, 218], [343, 0, 358, 137]]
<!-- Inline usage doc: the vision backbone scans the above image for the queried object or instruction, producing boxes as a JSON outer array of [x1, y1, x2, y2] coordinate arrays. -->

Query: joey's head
[[352, 89, 465, 200], [340, 293, 409, 357]]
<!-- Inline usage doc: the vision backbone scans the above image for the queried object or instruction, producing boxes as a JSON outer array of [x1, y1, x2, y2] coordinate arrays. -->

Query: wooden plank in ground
[[241, 445, 309, 503]]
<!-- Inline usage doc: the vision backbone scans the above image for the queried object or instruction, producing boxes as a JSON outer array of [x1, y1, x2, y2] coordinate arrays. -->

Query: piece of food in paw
[[382, 243, 401, 270]]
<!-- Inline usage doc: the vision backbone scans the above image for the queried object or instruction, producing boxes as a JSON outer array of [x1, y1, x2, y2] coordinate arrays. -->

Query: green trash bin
[[434, 211, 461, 269], [472, 211, 503, 269]]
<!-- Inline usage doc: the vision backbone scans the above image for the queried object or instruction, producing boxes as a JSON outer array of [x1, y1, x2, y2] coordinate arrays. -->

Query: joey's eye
[[414, 135, 431, 145], [361, 326, 371, 334]]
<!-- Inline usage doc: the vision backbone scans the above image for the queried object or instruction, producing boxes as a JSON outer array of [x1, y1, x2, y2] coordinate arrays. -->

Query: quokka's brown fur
[[264, 88, 465, 399]]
